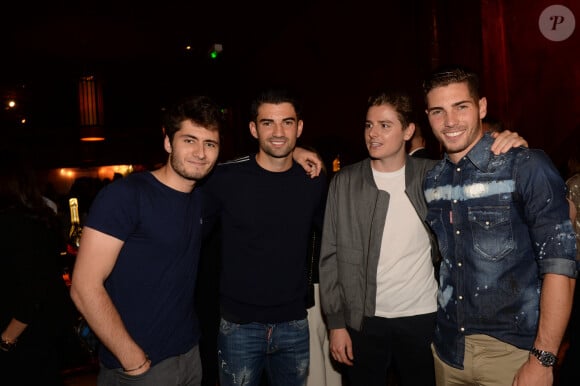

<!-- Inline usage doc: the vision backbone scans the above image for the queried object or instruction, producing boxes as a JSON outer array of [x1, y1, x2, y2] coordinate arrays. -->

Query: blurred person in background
[[0, 145, 73, 386]]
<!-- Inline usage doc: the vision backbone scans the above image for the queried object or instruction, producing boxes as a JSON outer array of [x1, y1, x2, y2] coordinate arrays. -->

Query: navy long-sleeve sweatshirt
[[201, 155, 326, 323]]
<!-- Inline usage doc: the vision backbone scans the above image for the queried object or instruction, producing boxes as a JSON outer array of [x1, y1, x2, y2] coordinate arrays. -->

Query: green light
[[209, 43, 222, 59]]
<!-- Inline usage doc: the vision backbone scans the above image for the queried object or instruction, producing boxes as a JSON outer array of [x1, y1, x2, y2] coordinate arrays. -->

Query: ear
[[296, 120, 304, 138], [403, 122, 415, 141], [249, 121, 258, 139], [163, 135, 172, 154], [479, 97, 487, 120]]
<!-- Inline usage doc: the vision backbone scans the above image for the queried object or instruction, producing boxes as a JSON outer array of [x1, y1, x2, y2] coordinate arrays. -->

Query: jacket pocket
[[336, 246, 364, 308], [468, 206, 515, 260]]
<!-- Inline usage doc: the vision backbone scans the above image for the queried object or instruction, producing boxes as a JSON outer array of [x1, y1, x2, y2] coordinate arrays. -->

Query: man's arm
[[513, 274, 575, 385], [318, 178, 356, 365], [70, 227, 150, 374], [293, 146, 323, 178]]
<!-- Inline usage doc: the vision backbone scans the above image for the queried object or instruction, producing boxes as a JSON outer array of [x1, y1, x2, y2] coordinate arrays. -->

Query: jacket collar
[[443, 132, 494, 173]]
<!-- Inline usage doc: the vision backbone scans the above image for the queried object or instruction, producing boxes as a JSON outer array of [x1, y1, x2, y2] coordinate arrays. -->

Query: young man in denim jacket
[[423, 65, 577, 386]]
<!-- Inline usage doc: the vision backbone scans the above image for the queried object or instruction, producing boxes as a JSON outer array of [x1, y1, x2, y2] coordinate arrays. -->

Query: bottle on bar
[[68, 197, 82, 255]]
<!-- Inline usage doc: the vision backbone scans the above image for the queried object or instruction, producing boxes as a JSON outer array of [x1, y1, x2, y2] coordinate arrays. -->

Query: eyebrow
[[181, 133, 219, 144], [258, 117, 297, 123], [203, 138, 219, 145], [452, 99, 473, 107], [366, 119, 394, 124], [426, 99, 473, 112]]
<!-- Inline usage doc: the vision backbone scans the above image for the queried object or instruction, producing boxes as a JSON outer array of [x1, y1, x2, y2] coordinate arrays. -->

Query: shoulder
[[329, 159, 369, 188], [91, 172, 156, 209], [338, 159, 367, 176], [212, 155, 252, 177], [511, 147, 557, 171], [407, 155, 438, 170], [97, 172, 148, 196], [218, 154, 252, 168], [424, 157, 446, 178]]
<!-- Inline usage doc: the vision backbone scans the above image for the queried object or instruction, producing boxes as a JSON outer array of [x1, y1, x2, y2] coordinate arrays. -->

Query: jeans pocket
[[219, 318, 240, 336], [288, 318, 308, 331]]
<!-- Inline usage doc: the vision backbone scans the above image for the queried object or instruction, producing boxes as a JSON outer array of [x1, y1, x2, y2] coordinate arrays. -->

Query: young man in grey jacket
[[318, 91, 527, 386]]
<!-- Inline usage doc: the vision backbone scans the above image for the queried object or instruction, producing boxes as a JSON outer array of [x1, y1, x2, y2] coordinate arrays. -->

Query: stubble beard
[[261, 138, 295, 159], [170, 153, 212, 182]]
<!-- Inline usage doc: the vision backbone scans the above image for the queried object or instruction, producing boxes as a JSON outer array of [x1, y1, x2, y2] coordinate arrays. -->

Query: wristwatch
[[530, 347, 557, 367]]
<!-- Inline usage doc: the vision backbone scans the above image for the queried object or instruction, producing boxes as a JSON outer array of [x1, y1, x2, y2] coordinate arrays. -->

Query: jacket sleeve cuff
[[538, 258, 578, 278], [325, 313, 346, 330]]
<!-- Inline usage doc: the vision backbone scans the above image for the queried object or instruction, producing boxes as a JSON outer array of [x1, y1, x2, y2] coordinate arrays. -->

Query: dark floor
[[63, 370, 97, 386]]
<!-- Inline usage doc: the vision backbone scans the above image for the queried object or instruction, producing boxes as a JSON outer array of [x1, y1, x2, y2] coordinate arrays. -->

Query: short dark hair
[[422, 65, 481, 102], [162, 95, 224, 142], [250, 87, 303, 123], [367, 90, 415, 129]]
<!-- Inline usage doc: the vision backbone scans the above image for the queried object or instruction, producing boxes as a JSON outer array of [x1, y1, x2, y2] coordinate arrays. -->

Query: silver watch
[[530, 347, 557, 367]]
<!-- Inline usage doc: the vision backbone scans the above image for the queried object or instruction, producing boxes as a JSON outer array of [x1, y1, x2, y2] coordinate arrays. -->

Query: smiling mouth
[[444, 130, 464, 138]]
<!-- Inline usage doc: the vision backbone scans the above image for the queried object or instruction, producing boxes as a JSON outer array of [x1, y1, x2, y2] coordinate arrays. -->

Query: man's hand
[[293, 147, 323, 178], [329, 328, 354, 366], [490, 130, 528, 155], [512, 357, 553, 386]]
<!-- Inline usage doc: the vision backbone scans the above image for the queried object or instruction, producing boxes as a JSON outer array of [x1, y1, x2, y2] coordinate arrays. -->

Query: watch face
[[540, 352, 557, 366], [532, 348, 557, 367]]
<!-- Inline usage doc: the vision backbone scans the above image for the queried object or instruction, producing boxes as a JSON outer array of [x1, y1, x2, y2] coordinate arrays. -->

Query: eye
[[364, 122, 372, 130], [381, 123, 391, 129], [205, 142, 217, 149]]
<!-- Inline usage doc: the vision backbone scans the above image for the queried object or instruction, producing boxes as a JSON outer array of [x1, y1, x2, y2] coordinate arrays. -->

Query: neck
[[370, 152, 406, 173], [448, 130, 484, 164], [255, 151, 293, 172], [152, 164, 196, 193]]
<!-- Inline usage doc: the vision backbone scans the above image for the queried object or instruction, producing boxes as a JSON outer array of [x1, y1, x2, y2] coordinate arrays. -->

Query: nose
[[193, 143, 206, 159], [367, 125, 378, 138], [444, 111, 457, 128], [272, 123, 284, 137]]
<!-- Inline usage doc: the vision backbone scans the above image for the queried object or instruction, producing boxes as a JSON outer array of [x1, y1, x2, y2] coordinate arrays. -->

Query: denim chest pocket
[[468, 206, 515, 260]]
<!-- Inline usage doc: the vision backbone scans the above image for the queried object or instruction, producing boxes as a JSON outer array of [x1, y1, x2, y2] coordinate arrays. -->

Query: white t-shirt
[[372, 166, 438, 318]]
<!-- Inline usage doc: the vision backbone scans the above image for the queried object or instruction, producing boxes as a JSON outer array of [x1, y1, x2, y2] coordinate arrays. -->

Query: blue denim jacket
[[424, 133, 577, 369]]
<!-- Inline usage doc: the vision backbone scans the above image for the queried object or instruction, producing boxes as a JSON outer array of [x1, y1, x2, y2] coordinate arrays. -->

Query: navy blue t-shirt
[[85, 172, 201, 368], [202, 155, 326, 323]]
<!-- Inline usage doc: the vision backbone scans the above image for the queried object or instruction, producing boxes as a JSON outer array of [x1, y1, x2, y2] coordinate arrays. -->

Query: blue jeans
[[217, 317, 309, 386]]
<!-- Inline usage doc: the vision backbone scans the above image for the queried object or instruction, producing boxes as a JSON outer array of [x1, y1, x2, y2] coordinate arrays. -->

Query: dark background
[[1, 0, 578, 174]]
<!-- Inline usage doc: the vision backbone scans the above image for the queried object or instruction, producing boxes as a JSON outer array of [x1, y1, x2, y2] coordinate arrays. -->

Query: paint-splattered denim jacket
[[424, 133, 577, 369]]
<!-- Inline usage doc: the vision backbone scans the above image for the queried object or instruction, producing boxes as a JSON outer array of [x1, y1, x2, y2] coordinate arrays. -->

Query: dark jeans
[[217, 318, 309, 386], [345, 313, 436, 386]]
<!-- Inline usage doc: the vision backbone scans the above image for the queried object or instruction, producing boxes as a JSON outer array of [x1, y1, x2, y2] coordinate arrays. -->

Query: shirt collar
[[443, 132, 494, 172]]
